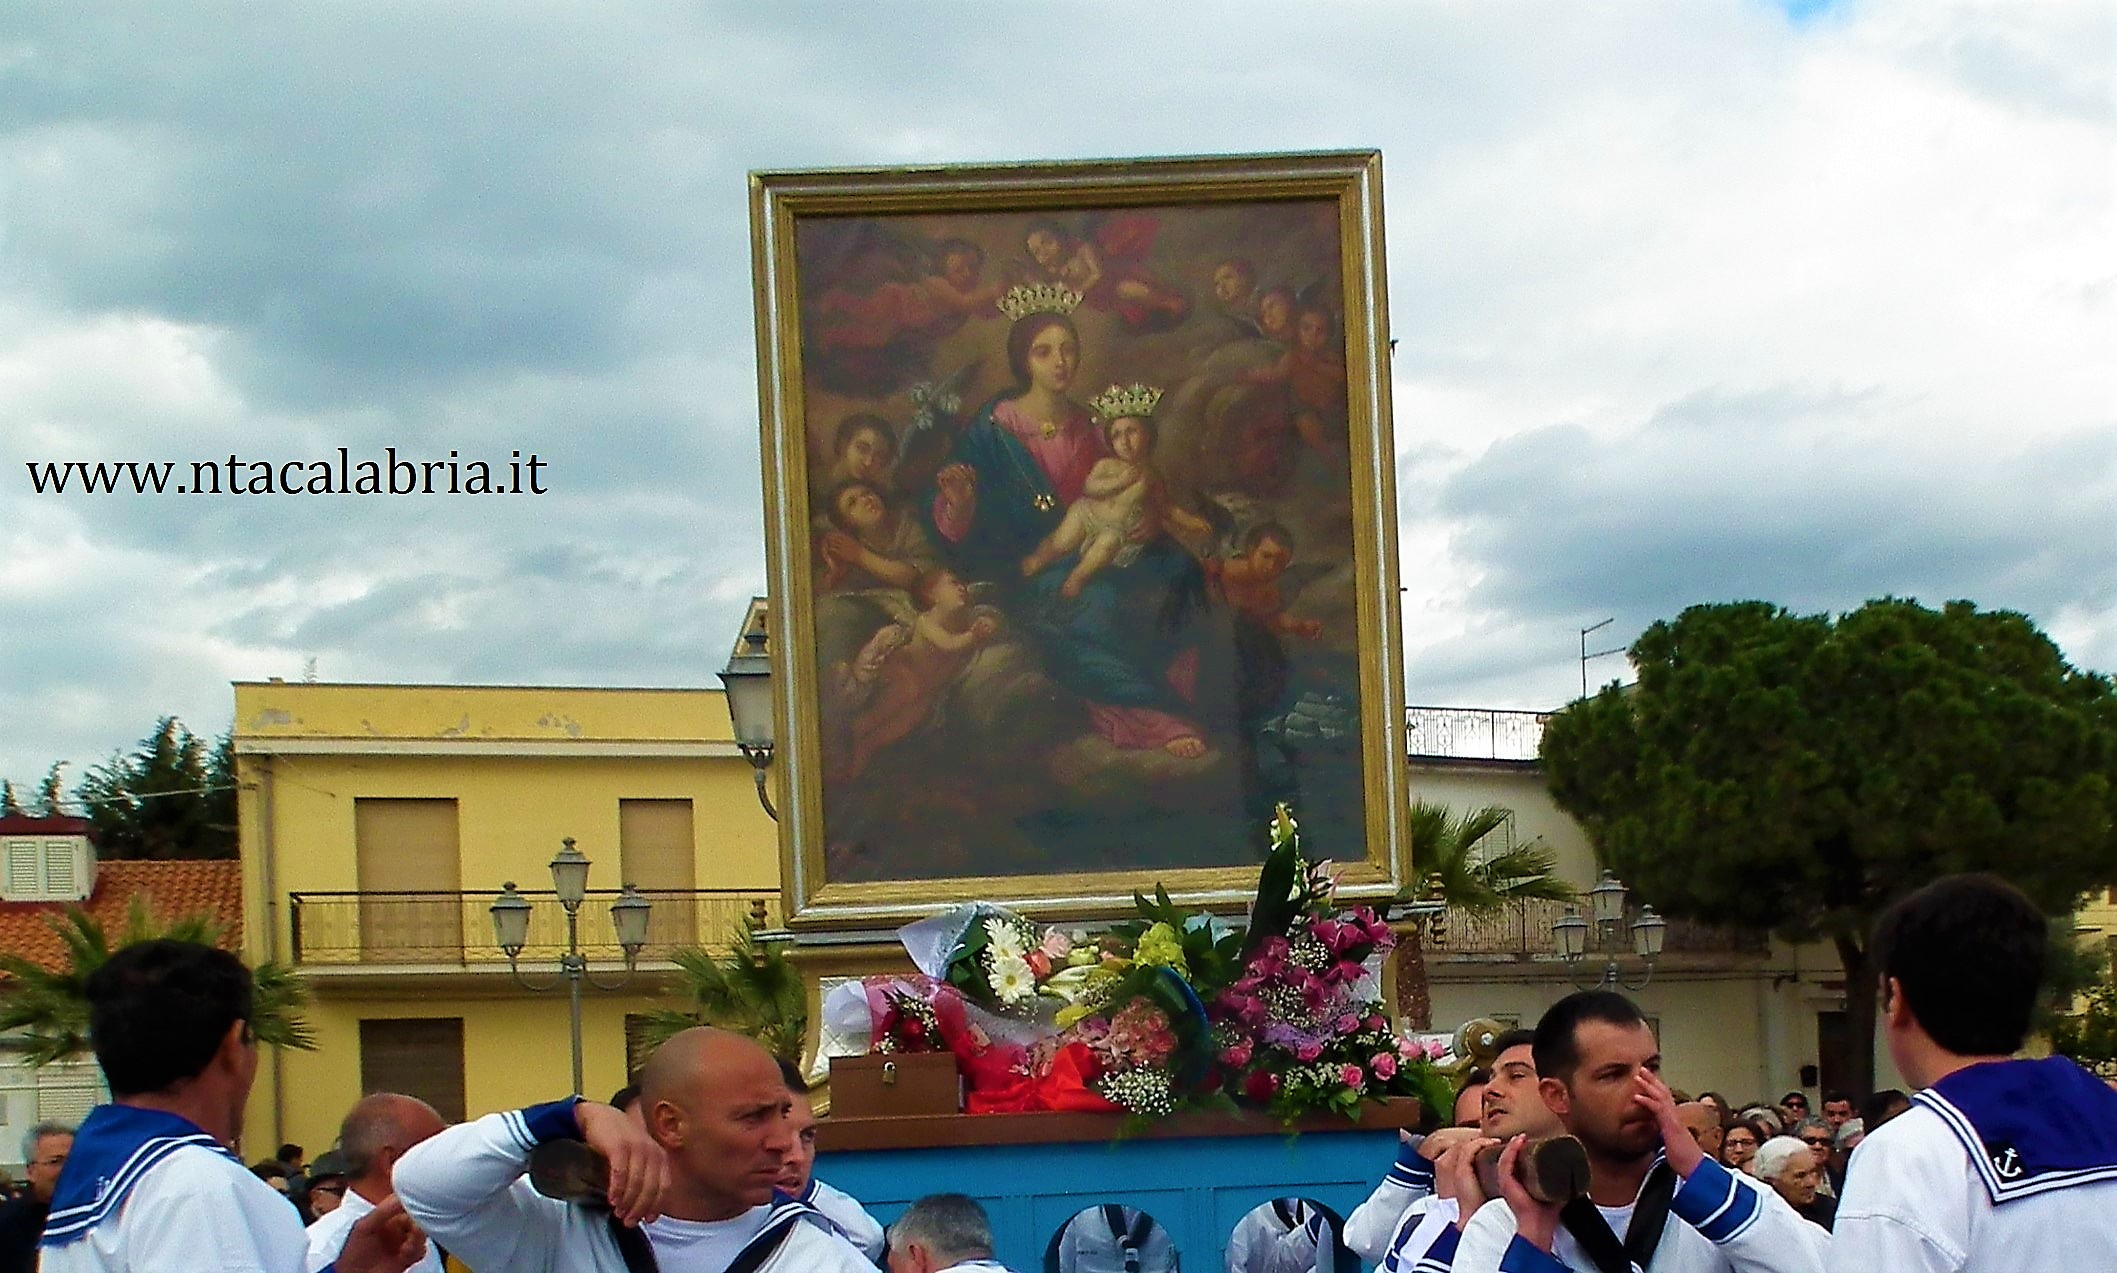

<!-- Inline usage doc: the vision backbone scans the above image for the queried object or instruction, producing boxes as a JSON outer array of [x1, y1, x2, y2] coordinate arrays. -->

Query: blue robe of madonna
[[925, 398, 1219, 724]]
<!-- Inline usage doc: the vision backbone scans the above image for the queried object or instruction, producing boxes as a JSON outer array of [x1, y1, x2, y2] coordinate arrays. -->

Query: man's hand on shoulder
[[575, 1100, 668, 1227], [334, 1196, 427, 1273]]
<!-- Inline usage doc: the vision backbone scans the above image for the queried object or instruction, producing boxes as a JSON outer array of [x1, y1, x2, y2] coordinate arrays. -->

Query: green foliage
[[0, 898, 314, 1066], [1541, 598, 2117, 1091], [2035, 918, 2106, 1040], [74, 719, 236, 860], [1242, 805, 1307, 962], [1112, 884, 1243, 998], [2050, 970, 2117, 1076], [1, 781, 22, 817], [35, 765, 65, 817], [640, 914, 807, 1064], [1542, 599, 2117, 941], [1404, 800, 1575, 916]]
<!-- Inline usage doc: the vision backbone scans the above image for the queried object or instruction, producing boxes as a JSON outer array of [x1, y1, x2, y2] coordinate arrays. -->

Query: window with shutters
[[354, 799, 463, 962], [619, 799, 695, 950], [0, 837, 93, 902], [359, 1018, 466, 1123]]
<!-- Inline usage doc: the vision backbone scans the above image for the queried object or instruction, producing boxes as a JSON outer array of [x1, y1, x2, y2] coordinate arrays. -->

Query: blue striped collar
[[41, 1104, 237, 1247], [1919, 1056, 2117, 1205]]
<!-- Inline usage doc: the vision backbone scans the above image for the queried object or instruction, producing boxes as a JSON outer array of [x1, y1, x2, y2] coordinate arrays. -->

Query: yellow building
[[233, 680, 777, 1155]]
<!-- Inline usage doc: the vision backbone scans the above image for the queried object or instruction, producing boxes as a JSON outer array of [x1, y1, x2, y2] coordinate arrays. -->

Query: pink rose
[[1295, 1041, 1324, 1062], [1366, 1015, 1386, 1032], [1424, 1039, 1446, 1060], [1244, 1070, 1280, 1101], [1334, 1013, 1361, 1035], [1219, 1041, 1253, 1068], [1040, 928, 1073, 959], [1340, 1064, 1366, 1090], [1371, 1052, 1398, 1079]]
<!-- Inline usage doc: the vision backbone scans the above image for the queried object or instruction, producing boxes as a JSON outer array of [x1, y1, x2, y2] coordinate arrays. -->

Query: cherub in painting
[[1018, 385, 1213, 598], [1243, 303, 1349, 453], [808, 231, 1001, 395], [833, 569, 1000, 781], [1210, 521, 1325, 642], [817, 479, 939, 593], [1020, 215, 1189, 332]]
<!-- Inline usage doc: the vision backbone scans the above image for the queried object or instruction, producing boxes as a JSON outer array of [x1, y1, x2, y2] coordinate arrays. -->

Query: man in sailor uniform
[[40, 940, 425, 1273], [1450, 992, 1826, 1273], [885, 1192, 1017, 1273], [1829, 873, 2117, 1271], [775, 1059, 885, 1261], [1345, 1029, 1565, 1272], [393, 1026, 874, 1273]]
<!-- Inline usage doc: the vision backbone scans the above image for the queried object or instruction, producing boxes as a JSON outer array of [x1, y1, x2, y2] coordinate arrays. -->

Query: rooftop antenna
[[1579, 618, 1625, 698]]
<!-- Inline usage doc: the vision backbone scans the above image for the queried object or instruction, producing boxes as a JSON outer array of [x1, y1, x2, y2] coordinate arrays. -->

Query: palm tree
[[637, 912, 807, 1065], [1391, 800, 1575, 1029], [0, 897, 315, 1066]]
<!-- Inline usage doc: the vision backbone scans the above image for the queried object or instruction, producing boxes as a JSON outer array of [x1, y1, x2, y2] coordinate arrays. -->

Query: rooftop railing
[[1406, 706, 1549, 762]]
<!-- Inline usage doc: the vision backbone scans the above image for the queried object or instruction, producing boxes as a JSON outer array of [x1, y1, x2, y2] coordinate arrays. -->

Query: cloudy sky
[[2, 0, 2111, 789]]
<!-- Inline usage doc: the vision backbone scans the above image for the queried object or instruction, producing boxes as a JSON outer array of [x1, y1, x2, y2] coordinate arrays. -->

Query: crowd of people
[[14, 871, 2115, 1271]]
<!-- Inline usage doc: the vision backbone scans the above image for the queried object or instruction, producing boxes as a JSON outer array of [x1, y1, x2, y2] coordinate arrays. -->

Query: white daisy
[[983, 916, 1026, 961], [989, 953, 1036, 1003]]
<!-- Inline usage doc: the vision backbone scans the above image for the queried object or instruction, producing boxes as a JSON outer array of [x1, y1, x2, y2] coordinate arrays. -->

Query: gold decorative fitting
[[996, 283, 1083, 322], [1089, 383, 1164, 421], [1032, 493, 1056, 512]]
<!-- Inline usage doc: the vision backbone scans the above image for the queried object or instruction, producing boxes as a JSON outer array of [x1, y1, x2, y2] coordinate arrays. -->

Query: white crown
[[1089, 383, 1163, 420], [997, 284, 1083, 322]]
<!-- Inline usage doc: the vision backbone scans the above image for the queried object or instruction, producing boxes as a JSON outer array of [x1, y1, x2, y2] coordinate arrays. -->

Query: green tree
[[2051, 970, 2117, 1077], [34, 765, 65, 816], [1, 781, 23, 817], [637, 913, 807, 1064], [0, 897, 315, 1066], [1540, 598, 2117, 1096], [74, 719, 235, 859], [1391, 800, 1574, 1027]]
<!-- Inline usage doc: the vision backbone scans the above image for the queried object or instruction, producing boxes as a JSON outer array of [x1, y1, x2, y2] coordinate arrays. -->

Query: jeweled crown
[[1089, 383, 1163, 420], [997, 284, 1083, 322]]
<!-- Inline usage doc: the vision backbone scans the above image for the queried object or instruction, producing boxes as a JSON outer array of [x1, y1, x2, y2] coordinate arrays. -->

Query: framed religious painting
[[749, 150, 1412, 929]]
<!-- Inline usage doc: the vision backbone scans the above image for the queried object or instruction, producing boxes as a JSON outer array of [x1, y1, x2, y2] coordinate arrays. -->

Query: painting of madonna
[[777, 174, 1396, 895]]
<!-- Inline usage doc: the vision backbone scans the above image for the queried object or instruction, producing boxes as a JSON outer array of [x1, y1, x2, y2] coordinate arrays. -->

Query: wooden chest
[[828, 1052, 962, 1117]]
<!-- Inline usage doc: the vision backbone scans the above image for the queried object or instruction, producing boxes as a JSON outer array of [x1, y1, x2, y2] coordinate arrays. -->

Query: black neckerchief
[[1558, 1159, 1677, 1273]]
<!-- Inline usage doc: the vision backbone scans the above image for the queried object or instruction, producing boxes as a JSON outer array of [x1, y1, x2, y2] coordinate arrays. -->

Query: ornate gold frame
[[750, 150, 1411, 929]]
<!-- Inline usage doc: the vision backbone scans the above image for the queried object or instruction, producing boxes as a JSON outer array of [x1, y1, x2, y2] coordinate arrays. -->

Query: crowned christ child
[[1018, 383, 1211, 598]]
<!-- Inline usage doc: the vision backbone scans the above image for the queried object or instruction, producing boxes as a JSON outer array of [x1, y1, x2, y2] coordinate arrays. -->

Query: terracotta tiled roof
[[0, 860, 243, 973]]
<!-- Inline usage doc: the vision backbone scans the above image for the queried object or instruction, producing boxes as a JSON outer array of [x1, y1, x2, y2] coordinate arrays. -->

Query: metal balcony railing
[[287, 888, 779, 966], [1419, 897, 1767, 957], [1406, 706, 1549, 762]]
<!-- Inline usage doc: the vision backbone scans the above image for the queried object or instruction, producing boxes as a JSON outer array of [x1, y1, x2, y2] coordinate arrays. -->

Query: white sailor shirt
[[40, 1141, 310, 1273]]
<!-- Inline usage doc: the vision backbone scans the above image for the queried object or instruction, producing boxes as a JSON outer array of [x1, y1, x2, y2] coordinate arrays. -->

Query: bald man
[[1676, 1101, 1725, 1162], [307, 1094, 448, 1273], [393, 1028, 872, 1272]]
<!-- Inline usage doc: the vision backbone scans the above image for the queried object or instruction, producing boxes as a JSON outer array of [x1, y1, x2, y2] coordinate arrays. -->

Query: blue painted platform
[[813, 1103, 1421, 1270]]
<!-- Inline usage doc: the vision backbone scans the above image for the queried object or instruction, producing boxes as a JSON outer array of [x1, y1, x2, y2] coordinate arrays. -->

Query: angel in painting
[[1019, 214, 1190, 333]]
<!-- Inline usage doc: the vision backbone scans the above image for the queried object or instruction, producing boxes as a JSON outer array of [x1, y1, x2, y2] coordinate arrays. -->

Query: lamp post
[[1555, 870, 1665, 992], [490, 838, 653, 1096], [719, 622, 778, 822]]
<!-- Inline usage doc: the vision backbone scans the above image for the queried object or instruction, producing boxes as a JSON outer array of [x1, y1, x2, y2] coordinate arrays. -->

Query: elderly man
[[306, 1095, 448, 1273], [1753, 1137, 1834, 1231], [1674, 1103, 1724, 1163], [1451, 991, 1826, 1273], [394, 1027, 872, 1272], [888, 1193, 1015, 1273], [41, 941, 422, 1273], [0, 1122, 73, 1273]]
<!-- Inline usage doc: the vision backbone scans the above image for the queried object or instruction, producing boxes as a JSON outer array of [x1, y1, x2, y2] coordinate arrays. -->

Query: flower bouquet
[[1211, 807, 1455, 1123]]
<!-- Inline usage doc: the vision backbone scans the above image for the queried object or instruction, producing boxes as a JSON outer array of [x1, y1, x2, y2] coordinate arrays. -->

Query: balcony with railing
[[1406, 706, 1549, 762], [1413, 897, 1767, 966], [287, 888, 779, 969]]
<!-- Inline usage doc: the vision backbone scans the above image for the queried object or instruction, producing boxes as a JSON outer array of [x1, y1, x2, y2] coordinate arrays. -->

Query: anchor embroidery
[[1991, 1146, 2024, 1180]]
